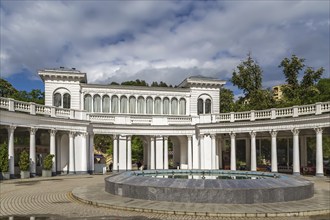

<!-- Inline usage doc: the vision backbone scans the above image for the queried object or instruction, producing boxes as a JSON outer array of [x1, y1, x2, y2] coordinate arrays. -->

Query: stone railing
[[0, 97, 88, 120], [1, 97, 329, 125], [215, 102, 330, 123]]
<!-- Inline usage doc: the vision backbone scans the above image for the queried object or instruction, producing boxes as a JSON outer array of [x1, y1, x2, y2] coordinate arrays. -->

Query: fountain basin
[[105, 170, 314, 204]]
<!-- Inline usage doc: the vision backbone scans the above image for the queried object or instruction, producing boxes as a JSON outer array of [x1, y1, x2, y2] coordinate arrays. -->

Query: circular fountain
[[105, 170, 314, 204]]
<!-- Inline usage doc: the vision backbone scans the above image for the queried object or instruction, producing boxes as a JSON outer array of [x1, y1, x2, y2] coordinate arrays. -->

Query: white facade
[[0, 68, 329, 177]]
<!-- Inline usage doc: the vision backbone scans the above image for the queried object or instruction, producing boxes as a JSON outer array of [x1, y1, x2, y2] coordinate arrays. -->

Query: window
[[129, 96, 136, 114], [84, 94, 92, 112], [154, 97, 161, 114], [102, 95, 110, 113], [205, 99, 211, 114], [63, 93, 71, 109], [93, 95, 101, 112], [111, 95, 119, 113], [53, 93, 61, 107], [146, 97, 153, 114], [179, 98, 186, 115], [163, 98, 170, 114], [120, 96, 128, 113], [137, 96, 145, 114], [171, 98, 178, 115], [197, 98, 203, 115]]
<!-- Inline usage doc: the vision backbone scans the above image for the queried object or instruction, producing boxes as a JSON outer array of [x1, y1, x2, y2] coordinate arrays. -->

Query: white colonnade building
[[0, 67, 329, 177]]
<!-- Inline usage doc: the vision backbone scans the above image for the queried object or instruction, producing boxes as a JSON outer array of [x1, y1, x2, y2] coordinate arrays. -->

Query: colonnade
[[5, 125, 92, 177]]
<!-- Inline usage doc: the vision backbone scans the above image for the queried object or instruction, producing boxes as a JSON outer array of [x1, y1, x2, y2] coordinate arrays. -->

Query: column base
[[75, 171, 89, 175], [293, 172, 300, 176], [68, 171, 76, 175], [315, 173, 325, 177], [30, 173, 37, 177], [271, 171, 278, 173], [51, 172, 57, 176]]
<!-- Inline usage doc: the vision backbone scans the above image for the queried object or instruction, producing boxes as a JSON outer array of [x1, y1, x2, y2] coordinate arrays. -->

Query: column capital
[[229, 132, 236, 138], [163, 136, 169, 141], [113, 134, 117, 139], [79, 132, 88, 137], [49, 129, 56, 136], [30, 127, 38, 135], [270, 130, 278, 138], [314, 127, 323, 134], [249, 131, 257, 138], [186, 135, 192, 139], [210, 134, 216, 139], [127, 135, 132, 141], [7, 125, 16, 133], [198, 134, 204, 139], [291, 128, 300, 136], [69, 131, 76, 137]]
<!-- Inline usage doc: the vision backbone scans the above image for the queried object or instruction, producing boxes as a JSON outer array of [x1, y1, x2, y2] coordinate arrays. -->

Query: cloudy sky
[[1, 0, 329, 95]]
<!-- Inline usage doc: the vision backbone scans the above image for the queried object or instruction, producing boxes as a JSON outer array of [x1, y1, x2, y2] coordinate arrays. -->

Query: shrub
[[43, 154, 54, 170], [0, 143, 9, 172], [18, 150, 29, 171]]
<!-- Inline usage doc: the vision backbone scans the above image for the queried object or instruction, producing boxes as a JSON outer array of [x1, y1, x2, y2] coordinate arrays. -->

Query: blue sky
[[1, 1, 329, 98]]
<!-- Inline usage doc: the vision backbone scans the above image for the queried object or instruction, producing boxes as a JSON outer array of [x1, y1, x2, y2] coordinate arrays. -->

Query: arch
[[111, 95, 119, 113], [102, 95, 110, 113], [171, 98, 178, 115], [120, 96, 128, 113], [129, 96, 136, 114], [146, 97, 153, 114], [53, 93, 61, 107], [84, 94, 92, 112], [154, 97, 161, 114], [197, 98, 203, 115], [93, 94, 101, 113], [63, 93, 71, 109], [163, 97, 170, 115], [179, 98, 186, 115], [137, 96, 145, 114]]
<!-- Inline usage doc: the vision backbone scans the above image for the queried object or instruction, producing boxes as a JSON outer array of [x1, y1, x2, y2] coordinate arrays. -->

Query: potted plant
[[0, 143, 10, 180], [42, 154, 54, 177], [18, 150, 30, 179]]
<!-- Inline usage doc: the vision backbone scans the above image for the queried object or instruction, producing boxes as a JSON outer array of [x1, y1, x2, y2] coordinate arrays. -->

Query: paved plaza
[[0, 174, 329, 220]]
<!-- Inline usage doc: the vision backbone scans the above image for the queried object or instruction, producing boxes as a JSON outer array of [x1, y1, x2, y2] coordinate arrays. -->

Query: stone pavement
[[0, 174, 329, 220]]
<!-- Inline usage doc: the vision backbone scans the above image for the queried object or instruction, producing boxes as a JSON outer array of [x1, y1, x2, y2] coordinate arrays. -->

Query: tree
[[316, 78, 330, 102], [231, 53, 262, 99], [131, 136, 144, 163], [94, 134, 113, 155], [219, 87, 234, 113], [0, 79, 18, 98], [278, 55, 324, 105]]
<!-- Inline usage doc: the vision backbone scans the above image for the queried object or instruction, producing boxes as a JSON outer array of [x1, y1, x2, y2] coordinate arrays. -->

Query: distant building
[[272, 85, 284, 101]]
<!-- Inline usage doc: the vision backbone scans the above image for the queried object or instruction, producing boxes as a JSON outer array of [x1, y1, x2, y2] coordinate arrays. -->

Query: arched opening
[[154, 97, 161, 114], [205, 99, 212, 114], [111, 95, 119, 113], [163, 98, 170, 115], [179, 98, 186, 115], [102, 95, 110, 113], [137, 96, 145, 114], [146, 97, 153, 114], [63, 93, 71, 109], [120, 96, 128, 113], [84, 94, 92, 112], [129, 96, 136, 114], [171, 98, 178, 115], [53, 93, 61, 107], [197, 98, 203, 115], [93, 95, 101, 113]]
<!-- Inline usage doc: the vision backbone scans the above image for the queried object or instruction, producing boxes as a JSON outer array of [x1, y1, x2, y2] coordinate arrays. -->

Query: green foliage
[[43, 154, 54, 170], [94, 134, 113, 154], [121, 79, 149, 86], [131, 136, 144, 163], [0, 79, 44, 104], [231, 53, 263, 98], [219, 87, 234, 113], [0, 143, 9, 172], [18, 150, 29, 171], [278, 55, 324, 105], [316, 78, 330, 102]]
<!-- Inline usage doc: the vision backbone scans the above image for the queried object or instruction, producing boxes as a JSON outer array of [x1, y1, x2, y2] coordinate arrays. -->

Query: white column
[[155, 136, 164, 169], [127, 136, 132, 170], [292, 128, 300, 175], [315, 127, 324, 176], [89, 133, 94, 173], [199, 135, 204, 169], [187, 135, 192, 169], [270, 130, 278, 173], [81, 132, 88, 173], [49, 129, 57, 175], [7, 125, 16, 177], [147, 138, 151, 169], [69, 131, 75, 174], [230, 132, 236, 171], [150, 136, 155, 169], [29, 127, 38, 176], [250, 131, 257, 171], [245, 138, 251, 170], [113, 135, 118, 171], [119, 135, 127, 170], [218, 138, 223, 169], [192, 135, 199, 169], [164, 136, 169, 169], [211, 134, 216, 169]]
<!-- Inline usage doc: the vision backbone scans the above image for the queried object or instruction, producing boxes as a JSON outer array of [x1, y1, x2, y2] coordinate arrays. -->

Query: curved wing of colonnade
[[0, 97, 329, 177]]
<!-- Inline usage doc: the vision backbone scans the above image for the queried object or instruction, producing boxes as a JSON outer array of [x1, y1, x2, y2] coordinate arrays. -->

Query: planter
[[20, 170, 30, 179], [42, 170, 52, 177], [0, 172, 10, 180]]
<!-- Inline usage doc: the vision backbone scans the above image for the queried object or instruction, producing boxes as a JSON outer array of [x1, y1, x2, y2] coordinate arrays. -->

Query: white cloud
[[1, 1, 329, 91]]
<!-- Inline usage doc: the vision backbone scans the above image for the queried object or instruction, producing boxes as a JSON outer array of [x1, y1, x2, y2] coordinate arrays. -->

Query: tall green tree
[[219, 87, 234, 113], [316, 78, 330, 102], [278, 55, 324, 105], [231, 53, 262, 98], [0, 78, 18, 97]]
